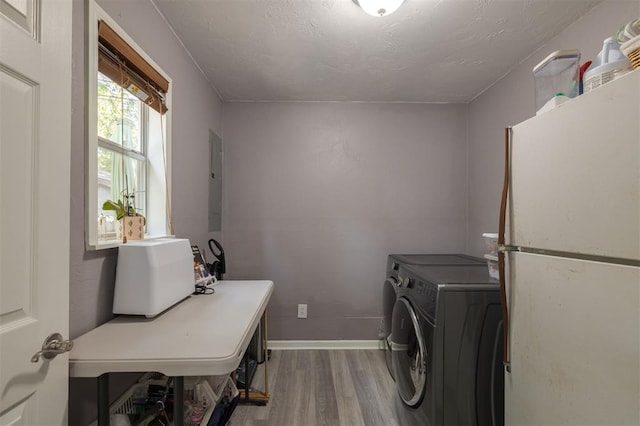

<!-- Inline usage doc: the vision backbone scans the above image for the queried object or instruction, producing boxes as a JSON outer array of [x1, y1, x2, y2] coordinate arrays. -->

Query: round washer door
[[383, 276, 400, 379], [391, 296, 427, 407], [382, 276, 399, 338]]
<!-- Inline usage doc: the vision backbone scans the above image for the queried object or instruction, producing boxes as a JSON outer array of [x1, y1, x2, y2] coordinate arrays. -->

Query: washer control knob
[[404, 277, 414, 289]]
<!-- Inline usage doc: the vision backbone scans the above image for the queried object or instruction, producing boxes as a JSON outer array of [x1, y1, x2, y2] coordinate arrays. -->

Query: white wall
[[466, 0, 640, 256], [223, 102, 469, 340]]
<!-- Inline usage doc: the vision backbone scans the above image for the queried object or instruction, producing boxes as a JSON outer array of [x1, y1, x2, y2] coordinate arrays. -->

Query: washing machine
[[382, 254, 485, 378], [391, 264, 504, 426]]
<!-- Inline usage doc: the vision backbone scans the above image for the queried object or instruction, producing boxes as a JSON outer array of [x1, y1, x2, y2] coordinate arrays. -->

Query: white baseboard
[[268, 340, 384, 350]]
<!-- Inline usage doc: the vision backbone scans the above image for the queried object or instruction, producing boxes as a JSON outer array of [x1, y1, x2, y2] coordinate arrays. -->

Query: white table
[[70, 280, 274, 425]]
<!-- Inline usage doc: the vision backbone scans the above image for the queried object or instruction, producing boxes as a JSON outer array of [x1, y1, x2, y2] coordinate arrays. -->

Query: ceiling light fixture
[[354, 0, 405, 17]]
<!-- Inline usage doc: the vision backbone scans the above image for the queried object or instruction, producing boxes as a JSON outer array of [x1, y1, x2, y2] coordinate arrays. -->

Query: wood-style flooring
[[231, 349, 428, 426]]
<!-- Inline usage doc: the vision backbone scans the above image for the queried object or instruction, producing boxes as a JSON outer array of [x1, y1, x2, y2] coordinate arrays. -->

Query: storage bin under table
[[69, 280, 273, 426]]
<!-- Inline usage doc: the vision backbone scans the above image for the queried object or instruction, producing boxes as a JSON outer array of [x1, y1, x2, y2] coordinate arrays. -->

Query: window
[[87, 2, 173, 250], [97, 72, 146, 240]]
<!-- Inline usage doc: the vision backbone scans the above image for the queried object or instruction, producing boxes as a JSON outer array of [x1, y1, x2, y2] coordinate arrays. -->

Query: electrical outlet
[[297, 304, 307, 319]]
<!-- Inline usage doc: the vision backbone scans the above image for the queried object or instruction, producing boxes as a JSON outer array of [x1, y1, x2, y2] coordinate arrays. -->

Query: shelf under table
[[70, 280, 274, 426]]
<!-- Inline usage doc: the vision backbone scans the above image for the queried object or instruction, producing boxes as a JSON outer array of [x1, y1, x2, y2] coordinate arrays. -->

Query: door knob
[[31, 333, 73, 363]]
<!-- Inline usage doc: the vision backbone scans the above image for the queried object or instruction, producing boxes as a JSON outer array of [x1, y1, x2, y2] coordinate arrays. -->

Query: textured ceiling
[[152, 0, 600, 102]]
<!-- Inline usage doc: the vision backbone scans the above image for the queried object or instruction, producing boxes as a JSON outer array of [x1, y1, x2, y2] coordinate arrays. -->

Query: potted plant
[[102, 190, 145, 242]]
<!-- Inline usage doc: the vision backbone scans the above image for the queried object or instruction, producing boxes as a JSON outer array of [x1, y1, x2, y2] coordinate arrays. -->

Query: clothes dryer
[[391, 264, 504, 426], [382, 254, 484, 378]]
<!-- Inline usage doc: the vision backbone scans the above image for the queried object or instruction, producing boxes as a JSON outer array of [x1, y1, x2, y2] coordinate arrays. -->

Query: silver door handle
[[31, 333, 74, 363]]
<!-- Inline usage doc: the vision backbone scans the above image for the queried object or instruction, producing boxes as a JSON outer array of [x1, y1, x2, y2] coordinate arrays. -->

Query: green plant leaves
[[102, 199, 126, 220], [102, 199, 146, 224]]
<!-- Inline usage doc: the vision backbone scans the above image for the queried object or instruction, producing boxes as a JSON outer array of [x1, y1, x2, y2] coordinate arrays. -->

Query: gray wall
[[466, 0, 640, 256], [70, 0, 222, 339], [223, 102, 469, 340], [66, 0, 638, 421], [69, 0, 222, 423]]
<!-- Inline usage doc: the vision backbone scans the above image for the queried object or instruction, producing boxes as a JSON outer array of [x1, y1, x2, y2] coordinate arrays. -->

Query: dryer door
[[391, 296, 427, 407]]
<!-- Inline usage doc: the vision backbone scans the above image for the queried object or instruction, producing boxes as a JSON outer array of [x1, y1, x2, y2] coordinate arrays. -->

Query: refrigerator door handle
[[499, 127, 512, 372]]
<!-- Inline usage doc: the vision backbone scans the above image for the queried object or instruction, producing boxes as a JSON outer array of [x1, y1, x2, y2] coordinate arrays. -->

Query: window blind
[[98, 20, 168, 114]]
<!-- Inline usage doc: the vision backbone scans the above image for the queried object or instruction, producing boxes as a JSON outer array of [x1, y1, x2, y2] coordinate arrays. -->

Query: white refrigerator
[[503, 71, 640, 425]]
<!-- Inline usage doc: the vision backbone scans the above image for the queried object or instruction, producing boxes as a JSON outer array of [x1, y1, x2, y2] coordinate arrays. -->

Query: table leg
[[244, 351, 250, 400], [173, 376, 184, 426], [97, 373, 109, 426], [263, 311, 269, 396]]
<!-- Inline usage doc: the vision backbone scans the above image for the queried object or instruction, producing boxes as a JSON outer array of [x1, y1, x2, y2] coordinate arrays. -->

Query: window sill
[[87, 233, 175, 251]]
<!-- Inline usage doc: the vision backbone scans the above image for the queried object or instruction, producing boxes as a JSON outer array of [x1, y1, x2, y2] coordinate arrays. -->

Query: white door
[[0, 0, 72, 424]]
